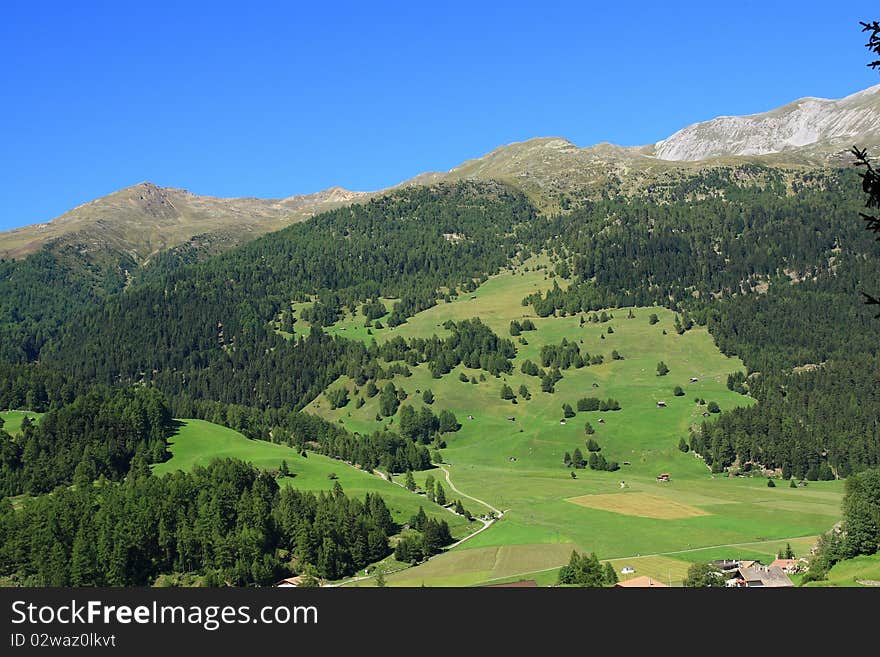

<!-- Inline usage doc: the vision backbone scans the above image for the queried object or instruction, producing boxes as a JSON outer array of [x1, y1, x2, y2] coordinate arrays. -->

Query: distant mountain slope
[[653, 84, 880, 161], [3, 84, 879, 260], [0, 182, 370, 261], [401, 85, 880, 211]]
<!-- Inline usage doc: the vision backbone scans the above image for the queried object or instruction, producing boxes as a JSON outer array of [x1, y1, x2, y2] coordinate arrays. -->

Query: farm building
[[620, 566, 635, 575], [728, 565, 793, 587], [615, 576, 667, 588], [275, 576, 308, 587], [712, 560, 742, 573], [769, 558, 800, 574], [656, 473, 671, 482]]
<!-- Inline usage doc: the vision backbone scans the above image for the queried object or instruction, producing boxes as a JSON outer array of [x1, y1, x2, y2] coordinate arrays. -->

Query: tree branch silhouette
[[856, 21, 880, 315]]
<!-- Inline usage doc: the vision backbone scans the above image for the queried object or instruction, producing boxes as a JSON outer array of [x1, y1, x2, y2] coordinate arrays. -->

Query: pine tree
[[424, 474, 435, 502], [657, 361, 669, 376], [603, 562, 618, 585], [435, 482, 447, 506], [404, 470, 416, 491]]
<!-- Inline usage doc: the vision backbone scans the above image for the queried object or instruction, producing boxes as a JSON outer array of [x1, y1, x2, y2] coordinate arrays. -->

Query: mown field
[[153, 419, 477, 540], [304, 264, 844, 586]]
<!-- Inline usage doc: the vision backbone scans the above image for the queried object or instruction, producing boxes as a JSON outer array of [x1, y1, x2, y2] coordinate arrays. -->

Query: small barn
[[275, 576, 307, 587]]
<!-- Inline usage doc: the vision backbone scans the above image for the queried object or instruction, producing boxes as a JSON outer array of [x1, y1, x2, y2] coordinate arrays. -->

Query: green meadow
[[307, 264, 844, 586], [804, 553, 880, 587], [0, 410, 43, 436], [153, 419, 477, 539]]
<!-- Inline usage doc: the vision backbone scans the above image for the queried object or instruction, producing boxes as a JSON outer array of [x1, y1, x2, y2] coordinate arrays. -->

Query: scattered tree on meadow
[[404, 470, 417, 491]]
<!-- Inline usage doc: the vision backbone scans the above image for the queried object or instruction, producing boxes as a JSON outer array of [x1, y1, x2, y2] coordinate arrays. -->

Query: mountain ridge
[[3, 83, 879, 260]]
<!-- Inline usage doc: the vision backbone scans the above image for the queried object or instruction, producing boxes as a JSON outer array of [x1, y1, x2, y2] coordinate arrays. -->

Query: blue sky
[[1, 1, 878, 230]]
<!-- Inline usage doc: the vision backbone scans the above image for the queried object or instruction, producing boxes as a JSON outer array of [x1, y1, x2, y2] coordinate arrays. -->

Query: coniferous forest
[[1, 168, 880, 585]]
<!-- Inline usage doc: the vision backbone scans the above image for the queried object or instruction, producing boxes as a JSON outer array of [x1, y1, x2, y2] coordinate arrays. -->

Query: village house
[[712, 559, 742, 573], [769, 558, 800, 574], [727, 564, 793, 588]]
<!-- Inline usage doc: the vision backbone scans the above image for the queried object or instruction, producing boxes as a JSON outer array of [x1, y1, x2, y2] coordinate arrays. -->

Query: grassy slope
[[0, 410, 43, 436], [307, 264, 843, 586], [804, 554, 880, 587], [153, 419, 476, 540]]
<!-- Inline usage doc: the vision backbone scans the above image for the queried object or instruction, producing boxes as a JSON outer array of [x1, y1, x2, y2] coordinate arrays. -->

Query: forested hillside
[[1, 167, 879, 586], [0, 459, 396, 585], [7, 172, 879, 476]]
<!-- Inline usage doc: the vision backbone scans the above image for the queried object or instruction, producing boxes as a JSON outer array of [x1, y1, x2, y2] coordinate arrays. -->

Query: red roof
[[615, 576, 668, 588]]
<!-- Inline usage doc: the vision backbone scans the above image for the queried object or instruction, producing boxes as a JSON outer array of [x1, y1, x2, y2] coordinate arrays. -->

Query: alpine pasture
[[302, 264, 843, 586]]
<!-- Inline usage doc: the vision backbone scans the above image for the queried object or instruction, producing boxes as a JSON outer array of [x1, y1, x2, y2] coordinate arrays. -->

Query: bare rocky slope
[[653, 84, 880, 161]]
